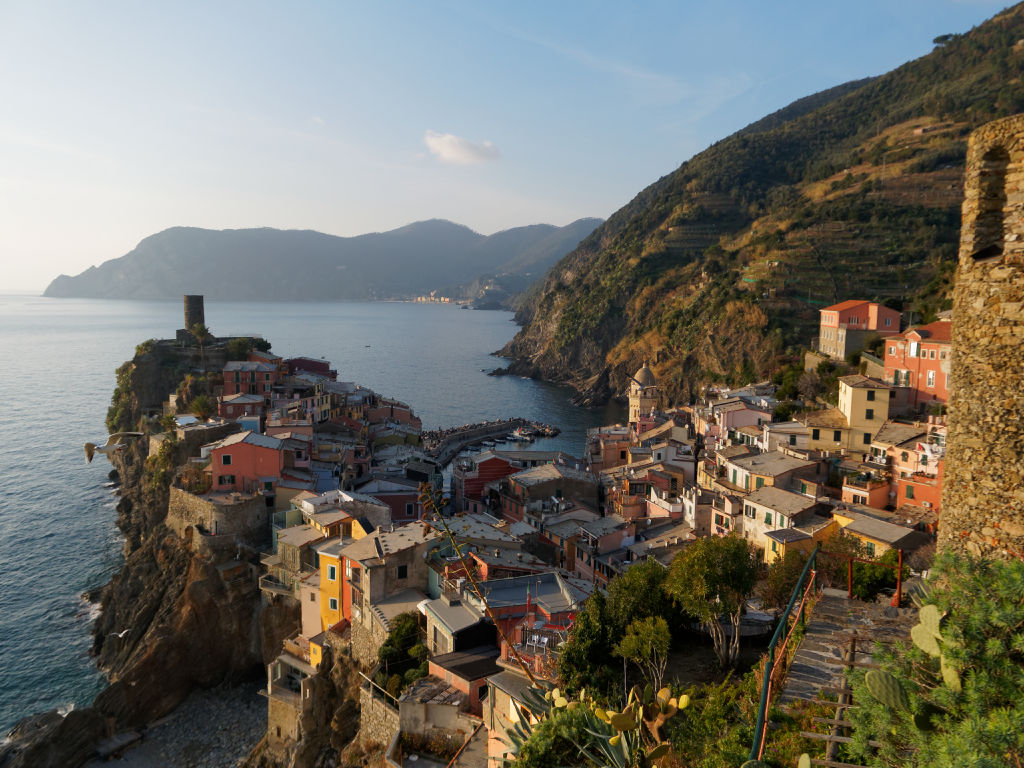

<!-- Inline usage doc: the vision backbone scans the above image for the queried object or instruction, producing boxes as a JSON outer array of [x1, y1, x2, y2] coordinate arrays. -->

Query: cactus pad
[[918, 604, 942, 637], [865, 669, 910, 710], [940, 655, 962, 692], [911, 623, 942, 657]]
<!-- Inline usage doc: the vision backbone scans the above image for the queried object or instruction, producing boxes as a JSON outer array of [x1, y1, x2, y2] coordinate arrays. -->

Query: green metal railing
[[749, 545, 820, 762]]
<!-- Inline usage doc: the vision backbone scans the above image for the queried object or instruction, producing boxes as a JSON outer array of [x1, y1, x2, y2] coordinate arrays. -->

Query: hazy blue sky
[[0, 1, 1010, 291]]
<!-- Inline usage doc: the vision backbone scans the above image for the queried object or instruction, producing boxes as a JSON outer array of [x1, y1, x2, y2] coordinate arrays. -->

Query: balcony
[[843, 475, 886, 490], [259, 573, 293, 598]]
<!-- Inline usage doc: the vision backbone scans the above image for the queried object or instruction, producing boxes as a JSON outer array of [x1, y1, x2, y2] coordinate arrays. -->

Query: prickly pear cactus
[[865, 669, 910, 710], [918, 603, 942, 636], [911, 623, 942, 657]]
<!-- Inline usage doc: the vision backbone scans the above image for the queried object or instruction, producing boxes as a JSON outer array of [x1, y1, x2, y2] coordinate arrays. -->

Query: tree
[[558, 590, 618, 699], [797, 371, 822, 401], [760, 549, 810, 611], [225, 337, 253, 360], [189, 322, 212, 369], [664, 535, 759, 668], [605, 558, 673, 636], [614, 616, 671, 692], [189, 394, 215, 421]]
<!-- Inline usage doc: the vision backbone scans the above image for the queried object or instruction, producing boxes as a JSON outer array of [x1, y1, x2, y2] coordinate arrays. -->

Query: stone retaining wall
[[358, 685, 399, 748], [941, 113, 1024, 560]]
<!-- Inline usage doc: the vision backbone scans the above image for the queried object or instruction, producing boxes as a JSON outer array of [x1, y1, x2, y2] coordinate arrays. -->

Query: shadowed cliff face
[[1, 353, 295, 768]]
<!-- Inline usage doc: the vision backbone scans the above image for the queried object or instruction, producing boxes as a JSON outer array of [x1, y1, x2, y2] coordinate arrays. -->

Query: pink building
[[206, 431, 284, 494], [223, 361, 279, 397], [818, 300, 901, 359], [883, 320, 952, 409]]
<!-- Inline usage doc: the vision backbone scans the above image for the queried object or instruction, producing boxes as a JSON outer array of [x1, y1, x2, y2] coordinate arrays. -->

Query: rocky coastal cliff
[[1, 344, 298, 767]]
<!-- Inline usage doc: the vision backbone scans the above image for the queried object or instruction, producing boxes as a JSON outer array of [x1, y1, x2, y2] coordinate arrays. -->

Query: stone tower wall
[[184, 294, 205, 330], [940, 114, 1024, 559]]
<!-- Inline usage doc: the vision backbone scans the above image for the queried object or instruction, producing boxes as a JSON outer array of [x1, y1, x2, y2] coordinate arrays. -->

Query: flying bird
[[109, 628, 131, 639], [84, 432, 143, 463]]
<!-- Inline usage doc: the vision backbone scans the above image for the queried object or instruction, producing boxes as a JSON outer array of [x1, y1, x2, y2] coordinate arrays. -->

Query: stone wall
[[167, 486, 269, 548], [940, 113, 1024, 560], [350, 616, 389, 667], [358, 684, 400, 748]]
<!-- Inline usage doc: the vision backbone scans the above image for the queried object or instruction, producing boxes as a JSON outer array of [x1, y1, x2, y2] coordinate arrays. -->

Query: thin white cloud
[[310, 116, 326, 127], [423, 130, 499, 166]]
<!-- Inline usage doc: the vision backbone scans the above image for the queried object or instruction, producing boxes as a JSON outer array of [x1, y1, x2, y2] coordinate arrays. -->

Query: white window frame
[[329, 597, 338, 611], [327, 564, 337, 581]]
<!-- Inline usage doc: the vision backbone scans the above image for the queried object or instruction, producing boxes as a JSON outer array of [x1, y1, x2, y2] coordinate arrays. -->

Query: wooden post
[[896, 548, 903, 606]]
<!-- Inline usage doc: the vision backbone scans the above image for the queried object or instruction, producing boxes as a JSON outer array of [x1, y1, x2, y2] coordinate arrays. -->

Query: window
[[921, 454, 928, 466], [927, 370, 936, 388], [329, 597, 338, 611], [885, 317, 892, 327], [405, 502, 415, 517], [888, 345, 895, 356], [865, 409, 874, 420], [865, 542, 876, 557], [619, 450, 626, 460], [265, 373, 271, 380], [833, 430, 842, 442], [789, 434, 797, 446], [940, 351, 947, 360], [744, 504, 755, 518], [327, 564, 337, 581], [909, 341, 919, 357], [397, 564, 408, 580], [764, 512, 772, 525], [714, 514, 725, 526], [867, 390, 875, 402], [906, 486, 915, 500], [756, 477, 765, 489], [309, 593, 315, 602], [863, 433, 871, 445], [771, 541, 778, 553], [901, 451, 909, 462], [811, 429, 820, 441], [218, 474, 235, 485], [222, 454, 232, 465], [800, 482, 808, 495]]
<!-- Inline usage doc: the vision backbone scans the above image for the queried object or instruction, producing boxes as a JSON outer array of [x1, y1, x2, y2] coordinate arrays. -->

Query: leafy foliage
[[664, 536, 759, 667], [375, 612, 428, 697], [844, 554, 1024, 767], [615, 617, 671, 693], [760, 550, 811, 611]]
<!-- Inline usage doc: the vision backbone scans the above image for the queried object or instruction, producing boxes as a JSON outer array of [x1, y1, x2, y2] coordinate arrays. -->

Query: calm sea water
[[0, 295, 622, 732]]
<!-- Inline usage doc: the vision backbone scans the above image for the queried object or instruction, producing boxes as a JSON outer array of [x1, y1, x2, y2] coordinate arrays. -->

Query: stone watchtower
[[184, 294, 205, 329], [627, 363, 659, 429], [940, 114, 1024, 559]]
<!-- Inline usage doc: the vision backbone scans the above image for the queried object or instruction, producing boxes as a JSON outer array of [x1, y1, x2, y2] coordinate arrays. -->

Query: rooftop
[[429, 646, 502, 682], [208, 430, 283, 451], [821, 299, 871, 312], [422, 595, 485, 634], [839, 374, 892, 390], [276, 524, 325, 549], [338, 522, 440, 565], [765, 528, 813, 544], [800, 409, 849, 429], [511, 463, 596, 487], [745, 486, 817, 517], [904, 320, 952, 343], [873, 421, 928, 448], [730, 451, 816, 477]]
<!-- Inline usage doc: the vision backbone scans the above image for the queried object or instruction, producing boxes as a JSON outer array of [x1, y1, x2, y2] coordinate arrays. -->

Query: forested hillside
[[502, 5, 1024, 405]]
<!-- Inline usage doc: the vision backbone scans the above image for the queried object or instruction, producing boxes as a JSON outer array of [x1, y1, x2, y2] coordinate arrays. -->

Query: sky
[[0, 0, 1012, 291]]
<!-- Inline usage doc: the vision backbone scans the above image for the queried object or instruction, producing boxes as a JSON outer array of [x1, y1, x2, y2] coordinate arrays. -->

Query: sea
[[0, 294, 623, 733]]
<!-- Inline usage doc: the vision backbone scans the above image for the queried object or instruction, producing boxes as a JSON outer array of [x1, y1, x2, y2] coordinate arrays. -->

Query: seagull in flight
[[84, 432, 143, 463], [109, 628, 131, 639]]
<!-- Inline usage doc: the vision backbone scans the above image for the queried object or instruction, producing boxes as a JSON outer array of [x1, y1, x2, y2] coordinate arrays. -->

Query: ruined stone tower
[[183, 294, 205, 330], [940, 114, 1024, 559]]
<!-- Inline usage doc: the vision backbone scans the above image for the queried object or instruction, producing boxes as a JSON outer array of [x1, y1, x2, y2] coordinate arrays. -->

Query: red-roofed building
[[883, 320, 952, 409], [818, 301, 901, 359]]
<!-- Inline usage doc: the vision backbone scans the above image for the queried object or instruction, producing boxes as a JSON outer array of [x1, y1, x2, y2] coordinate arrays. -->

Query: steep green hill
[[43, 218, 601, 302], [502, 4, 1024, 405]]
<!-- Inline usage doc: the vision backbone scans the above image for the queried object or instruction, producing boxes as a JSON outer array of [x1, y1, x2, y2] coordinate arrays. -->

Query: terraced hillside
[[502, 4, 1024, 405]]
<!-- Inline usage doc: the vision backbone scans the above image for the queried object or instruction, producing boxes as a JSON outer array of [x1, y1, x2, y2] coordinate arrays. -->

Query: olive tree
[[664, 535, 759, 668]]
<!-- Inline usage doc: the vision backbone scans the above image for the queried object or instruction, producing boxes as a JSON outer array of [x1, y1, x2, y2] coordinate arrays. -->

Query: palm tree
[[189, 323, 212, 370]]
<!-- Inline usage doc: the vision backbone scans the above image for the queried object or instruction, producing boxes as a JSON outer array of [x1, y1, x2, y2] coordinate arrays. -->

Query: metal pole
[[848, 557, 854, 599]]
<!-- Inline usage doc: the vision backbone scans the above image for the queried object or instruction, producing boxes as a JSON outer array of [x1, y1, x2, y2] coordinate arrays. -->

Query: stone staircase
[[779, 588, 917, 706]]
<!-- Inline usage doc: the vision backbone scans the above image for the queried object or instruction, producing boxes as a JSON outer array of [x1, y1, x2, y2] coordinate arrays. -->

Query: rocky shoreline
[[81, 682, 266, 768]]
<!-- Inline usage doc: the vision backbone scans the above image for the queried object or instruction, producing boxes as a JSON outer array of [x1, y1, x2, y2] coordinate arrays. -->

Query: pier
[[423, 419, 559, 466]]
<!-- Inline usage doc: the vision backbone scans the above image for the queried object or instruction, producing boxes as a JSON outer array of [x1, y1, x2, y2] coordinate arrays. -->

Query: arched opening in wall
[[971, 146, 1010, 262]]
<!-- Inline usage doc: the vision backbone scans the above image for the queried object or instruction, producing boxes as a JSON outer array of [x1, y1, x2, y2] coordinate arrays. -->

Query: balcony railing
[[843, 475, 886, 490]]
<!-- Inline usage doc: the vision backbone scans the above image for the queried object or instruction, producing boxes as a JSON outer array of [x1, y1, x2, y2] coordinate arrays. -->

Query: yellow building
[[802, 375, 891, 458], [314, 517, 372, 638], [832, 508, 919, 558], [763, 518, 837, 564]]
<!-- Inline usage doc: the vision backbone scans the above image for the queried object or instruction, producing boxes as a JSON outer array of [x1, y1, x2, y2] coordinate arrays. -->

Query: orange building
[[883, 320, 952, 409]]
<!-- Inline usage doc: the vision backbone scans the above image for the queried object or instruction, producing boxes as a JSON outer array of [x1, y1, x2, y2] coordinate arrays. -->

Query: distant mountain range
[[43, 218, 603, 303]]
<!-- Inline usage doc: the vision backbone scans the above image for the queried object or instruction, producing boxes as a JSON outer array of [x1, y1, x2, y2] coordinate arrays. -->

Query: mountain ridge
[[501, 3, 1024, 405], [43, 218, 603, 303]]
